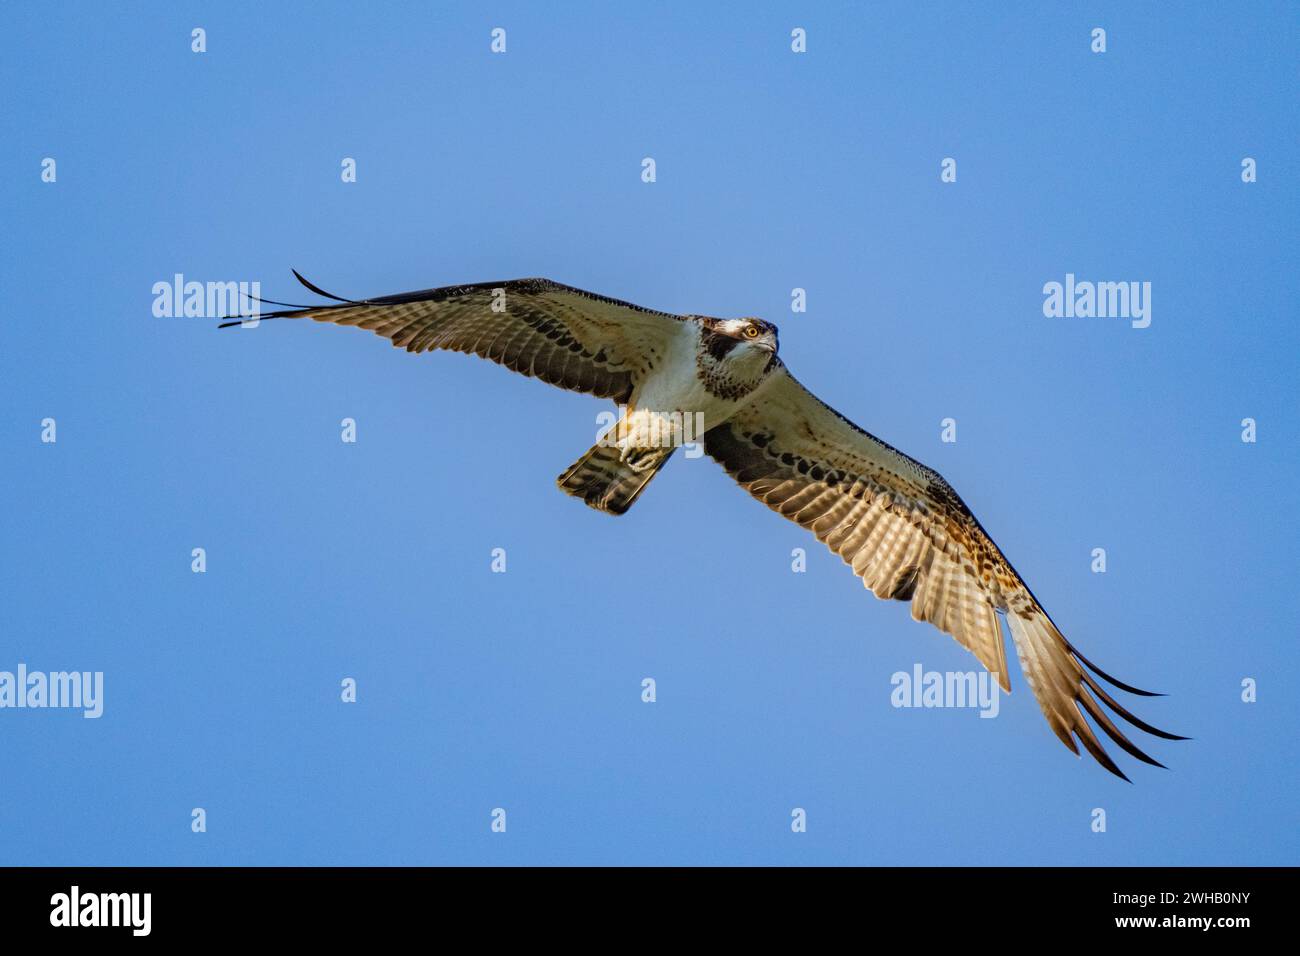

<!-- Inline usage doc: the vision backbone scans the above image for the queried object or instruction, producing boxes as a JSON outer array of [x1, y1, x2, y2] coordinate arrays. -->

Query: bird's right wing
[[221, 274, 687, 405]]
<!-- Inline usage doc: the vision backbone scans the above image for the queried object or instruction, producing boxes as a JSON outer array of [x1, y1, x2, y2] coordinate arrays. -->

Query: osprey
[[222, 273, 1183, 779]]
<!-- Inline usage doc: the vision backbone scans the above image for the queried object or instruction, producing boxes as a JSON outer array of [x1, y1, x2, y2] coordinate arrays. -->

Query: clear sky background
[[2, 2, 1296, 865]]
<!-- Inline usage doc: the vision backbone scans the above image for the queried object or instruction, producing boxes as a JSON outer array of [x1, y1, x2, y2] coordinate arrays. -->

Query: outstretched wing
[[705, 365, 1183, 779], [222, 274, 686, 405]]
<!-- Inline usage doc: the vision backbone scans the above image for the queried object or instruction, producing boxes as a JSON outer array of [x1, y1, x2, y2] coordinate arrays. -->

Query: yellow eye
[[744, 326, 760, 339]]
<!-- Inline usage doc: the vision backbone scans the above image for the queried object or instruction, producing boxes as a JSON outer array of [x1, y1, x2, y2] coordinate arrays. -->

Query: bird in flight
[[222, 272, 1183, 779]]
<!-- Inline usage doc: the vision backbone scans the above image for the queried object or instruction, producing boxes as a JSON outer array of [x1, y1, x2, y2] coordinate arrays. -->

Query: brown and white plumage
[[223, 272, 1183, 779], [704, 368, 1185, 779], [224, 273, 682, 405]]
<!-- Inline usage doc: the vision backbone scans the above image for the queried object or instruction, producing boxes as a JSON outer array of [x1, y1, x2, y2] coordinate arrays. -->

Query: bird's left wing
[[222, 274, 685, 405], [704, 365, 1182, 778]]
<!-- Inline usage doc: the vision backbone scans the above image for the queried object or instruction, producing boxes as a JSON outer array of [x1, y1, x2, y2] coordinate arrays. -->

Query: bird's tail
[[556, 440, 675, 515]]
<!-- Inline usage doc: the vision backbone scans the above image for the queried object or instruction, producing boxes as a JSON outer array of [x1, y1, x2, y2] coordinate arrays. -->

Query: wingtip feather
[[1067, 642, 1163, 697], [292, 268, 357, 303]]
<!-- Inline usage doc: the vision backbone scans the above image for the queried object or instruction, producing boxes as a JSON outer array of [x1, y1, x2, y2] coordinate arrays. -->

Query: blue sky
[[2, 1, 1296, 865]]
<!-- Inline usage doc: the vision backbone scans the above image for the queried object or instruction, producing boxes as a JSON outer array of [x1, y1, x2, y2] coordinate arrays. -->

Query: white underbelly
[[618, 344, 737, 449]]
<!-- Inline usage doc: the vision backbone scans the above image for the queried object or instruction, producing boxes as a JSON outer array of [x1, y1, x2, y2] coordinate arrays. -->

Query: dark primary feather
[[290, 269, 358, 303]]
